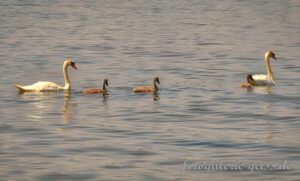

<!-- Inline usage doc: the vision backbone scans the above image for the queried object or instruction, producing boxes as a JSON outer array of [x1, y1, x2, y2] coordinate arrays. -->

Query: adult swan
[[14, 58, 78, 93], [241, 51, 277, 87]]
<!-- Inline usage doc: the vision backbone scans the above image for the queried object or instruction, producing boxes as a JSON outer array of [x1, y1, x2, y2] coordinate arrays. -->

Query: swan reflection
[[62, 91, 71, 123], [17, 90, 77, 124], [246, 86, 273, 94], [61, 91, 79, 124]]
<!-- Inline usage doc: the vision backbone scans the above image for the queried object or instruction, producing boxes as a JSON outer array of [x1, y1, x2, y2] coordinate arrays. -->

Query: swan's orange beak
[[71, 62, 78, 70]]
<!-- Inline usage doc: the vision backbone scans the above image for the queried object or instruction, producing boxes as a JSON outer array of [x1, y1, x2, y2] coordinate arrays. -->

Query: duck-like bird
[[133, 77, 160, 93], [240, 74, 259, 88], [82, 79, 109, 94]]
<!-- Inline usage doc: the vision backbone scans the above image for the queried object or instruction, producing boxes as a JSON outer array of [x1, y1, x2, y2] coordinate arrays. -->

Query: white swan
[[248, 51, 277, 86], [14, 58, 78, 93]]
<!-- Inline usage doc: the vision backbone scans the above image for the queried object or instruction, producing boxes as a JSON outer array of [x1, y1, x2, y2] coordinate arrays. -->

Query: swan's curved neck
[[265, 54, 274, 81], [63, 62, 71, 90]]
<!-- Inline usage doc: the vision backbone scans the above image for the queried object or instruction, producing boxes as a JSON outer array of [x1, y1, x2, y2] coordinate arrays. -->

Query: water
[[0, 0, 299, 180]]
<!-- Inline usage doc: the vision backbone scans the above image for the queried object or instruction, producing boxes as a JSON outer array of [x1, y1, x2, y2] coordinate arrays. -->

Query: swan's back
[[252, 74, 267, 80], [17, 81, 63, 92], [252, 75, 275, 86], [36, 81, 63, 91]]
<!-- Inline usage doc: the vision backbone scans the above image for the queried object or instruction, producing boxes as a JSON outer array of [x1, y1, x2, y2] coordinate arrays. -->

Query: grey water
[[0, 0, 299, 180]]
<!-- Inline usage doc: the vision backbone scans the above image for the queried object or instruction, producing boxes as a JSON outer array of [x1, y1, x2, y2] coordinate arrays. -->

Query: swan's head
[[154, 76, 160, 84], [65, 58, 78, 70], [265, 51, 277, 60], [103, 78, 108, 86]]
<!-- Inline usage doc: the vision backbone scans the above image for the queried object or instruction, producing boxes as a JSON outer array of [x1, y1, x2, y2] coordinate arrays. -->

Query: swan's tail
[[14, 84, 26, 93]]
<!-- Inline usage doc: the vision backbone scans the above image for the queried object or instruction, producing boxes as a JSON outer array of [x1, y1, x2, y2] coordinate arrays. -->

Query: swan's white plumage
[[252, 74, 275, 86], [15, 81, 64, 92], [14, 59, 77, 93], [252, 78, 275, 86], [252, 74, 268, 80], [243, 51, 277, 87]]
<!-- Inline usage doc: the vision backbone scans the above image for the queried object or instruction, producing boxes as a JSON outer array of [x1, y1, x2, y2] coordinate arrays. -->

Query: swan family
[[240, 51, 277, 88], [14, 51, 278, 94]]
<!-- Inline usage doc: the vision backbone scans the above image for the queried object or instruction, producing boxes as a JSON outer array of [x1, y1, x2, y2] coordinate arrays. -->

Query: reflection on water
[[61, 90, 79, 124], [17, 90, 78, 124], [264, 120, 275, 143], [102, 94, 109, 103], [246, 86, 273, 94], [153, 92, 160, 101], [18, 92, 56, 121], [62, 91, 71, 123], [261, 102, 275, 115]]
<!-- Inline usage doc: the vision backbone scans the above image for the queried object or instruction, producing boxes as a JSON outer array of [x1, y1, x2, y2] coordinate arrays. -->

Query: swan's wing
[[252, 74, 267, 80], [252, 74, 275, 86], [23, 81, 62, 91], [36, 81, 63, 91]]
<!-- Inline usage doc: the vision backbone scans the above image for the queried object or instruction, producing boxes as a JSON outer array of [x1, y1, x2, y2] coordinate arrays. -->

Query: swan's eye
[[71, 62, 75, 65]]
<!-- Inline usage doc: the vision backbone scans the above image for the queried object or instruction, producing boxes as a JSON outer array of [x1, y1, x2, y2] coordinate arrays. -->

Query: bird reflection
[[261, 101, 276, 142], [19, 92, 49, 120], [62, 90, 72, 123], [18, 91, 71, 122], [102, 93, 109, 102], [246, 86, 273, 94], [153, 92, 160, 101]]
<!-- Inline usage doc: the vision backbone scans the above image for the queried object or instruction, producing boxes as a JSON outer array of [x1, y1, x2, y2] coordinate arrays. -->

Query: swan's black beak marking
[[71, 62, 78, 70]]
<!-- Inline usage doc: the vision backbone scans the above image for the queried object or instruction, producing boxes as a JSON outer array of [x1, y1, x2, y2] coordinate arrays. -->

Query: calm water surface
[[0, 0, 299, 180]]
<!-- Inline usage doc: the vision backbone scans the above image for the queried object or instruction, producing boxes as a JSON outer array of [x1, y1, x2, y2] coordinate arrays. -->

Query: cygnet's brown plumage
[[240, 74, 258, 88], [133, 77, 160, 93], [82, 79, 108, 94]]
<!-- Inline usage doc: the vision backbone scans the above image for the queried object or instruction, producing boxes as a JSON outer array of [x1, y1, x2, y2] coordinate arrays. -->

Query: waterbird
[[240, 51, 277, 88], [14, 58, 78, 93], [133, 77, 160, 93], [82, 78, 109, 94]]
